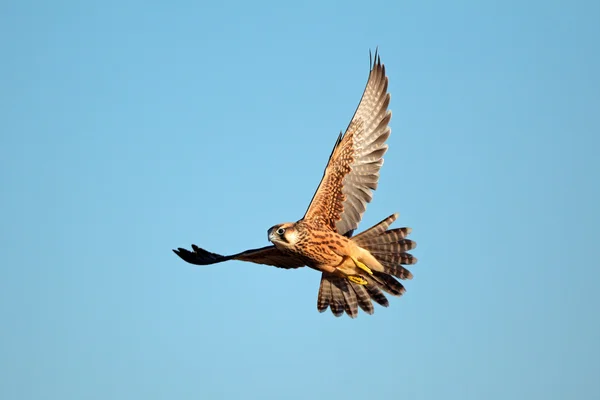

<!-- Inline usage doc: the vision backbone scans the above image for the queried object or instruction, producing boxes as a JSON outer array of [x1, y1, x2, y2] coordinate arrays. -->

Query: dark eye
[[276, 227, 286, 235]]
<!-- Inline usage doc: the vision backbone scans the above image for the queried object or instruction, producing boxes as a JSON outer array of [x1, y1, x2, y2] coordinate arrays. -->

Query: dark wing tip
[[172, 245, 229, 265], [370, 47, 381, 70]]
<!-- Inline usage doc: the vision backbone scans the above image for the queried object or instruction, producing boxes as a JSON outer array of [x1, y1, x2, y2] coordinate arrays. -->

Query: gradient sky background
[[1, 1, 599, 399]]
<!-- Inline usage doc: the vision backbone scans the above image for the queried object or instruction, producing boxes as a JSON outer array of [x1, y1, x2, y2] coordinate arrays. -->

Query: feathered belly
[[293, 240, 355, 274], [298, 244, 342, 267], [287, 223, 358, 273]]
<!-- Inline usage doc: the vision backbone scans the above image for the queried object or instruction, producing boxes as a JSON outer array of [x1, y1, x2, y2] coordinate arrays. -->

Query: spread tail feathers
[[317, 214, 417, 318]]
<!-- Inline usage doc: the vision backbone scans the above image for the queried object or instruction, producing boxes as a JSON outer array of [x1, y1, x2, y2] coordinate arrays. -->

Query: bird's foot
[[351, 256, 373, 275], [347, 275, 368, 285]]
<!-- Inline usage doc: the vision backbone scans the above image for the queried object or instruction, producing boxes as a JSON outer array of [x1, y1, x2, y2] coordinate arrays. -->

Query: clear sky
[[1, 1, 599, 399]]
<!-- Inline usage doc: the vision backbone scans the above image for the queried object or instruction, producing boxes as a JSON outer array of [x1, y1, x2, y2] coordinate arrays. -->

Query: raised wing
[[303, 51, 391, 235], [173, 245, 305, 269]]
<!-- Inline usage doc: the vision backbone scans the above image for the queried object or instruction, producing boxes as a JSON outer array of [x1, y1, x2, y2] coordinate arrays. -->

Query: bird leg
[[350, 256, 373, 275], [332, 256, 369, 285], [347, 275, 368, 285]]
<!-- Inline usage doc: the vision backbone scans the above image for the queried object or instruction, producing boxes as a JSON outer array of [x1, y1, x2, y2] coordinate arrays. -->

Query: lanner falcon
[[174, 51, 417, 318]]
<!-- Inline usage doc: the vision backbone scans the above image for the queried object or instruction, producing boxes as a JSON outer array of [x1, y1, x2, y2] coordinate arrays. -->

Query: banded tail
[[317, 213, 418, 318]]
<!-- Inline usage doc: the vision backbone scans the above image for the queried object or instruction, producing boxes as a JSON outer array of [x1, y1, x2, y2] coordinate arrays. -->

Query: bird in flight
[[174, 50, 417, 318]]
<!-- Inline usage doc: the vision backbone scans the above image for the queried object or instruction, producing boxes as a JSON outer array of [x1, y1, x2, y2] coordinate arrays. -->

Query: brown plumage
[[173, 50, 418, 317]]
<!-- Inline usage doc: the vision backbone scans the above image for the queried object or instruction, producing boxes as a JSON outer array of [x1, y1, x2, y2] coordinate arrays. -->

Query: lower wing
[[173, 244, 305, 269]]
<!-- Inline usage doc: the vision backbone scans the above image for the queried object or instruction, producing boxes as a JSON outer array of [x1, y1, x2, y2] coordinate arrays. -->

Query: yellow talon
[[351, 257, 373, 275], [347, 275, 368, 285]]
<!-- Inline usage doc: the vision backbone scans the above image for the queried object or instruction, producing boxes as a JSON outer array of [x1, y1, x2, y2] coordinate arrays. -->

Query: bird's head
[[267, 222, 298, 249]]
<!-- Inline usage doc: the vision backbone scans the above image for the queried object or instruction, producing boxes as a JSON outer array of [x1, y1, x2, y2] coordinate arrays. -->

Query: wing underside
[[173, 245, 305, 269], [303, 50, 392, 235]]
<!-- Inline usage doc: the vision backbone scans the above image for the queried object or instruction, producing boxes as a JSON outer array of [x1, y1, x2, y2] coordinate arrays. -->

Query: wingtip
[[369, 47, 383, 73]]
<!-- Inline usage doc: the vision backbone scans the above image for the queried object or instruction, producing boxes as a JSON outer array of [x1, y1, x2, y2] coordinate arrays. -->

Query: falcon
[[174, 50, 417, 317]]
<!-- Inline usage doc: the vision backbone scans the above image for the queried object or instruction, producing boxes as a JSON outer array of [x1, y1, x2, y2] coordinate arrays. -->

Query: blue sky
[[1, 0, 599, 399]]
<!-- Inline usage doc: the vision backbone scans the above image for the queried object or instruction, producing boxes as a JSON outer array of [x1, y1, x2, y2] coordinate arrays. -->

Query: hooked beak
[[267, 226, 276, 242]]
